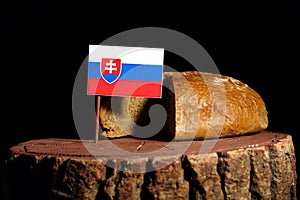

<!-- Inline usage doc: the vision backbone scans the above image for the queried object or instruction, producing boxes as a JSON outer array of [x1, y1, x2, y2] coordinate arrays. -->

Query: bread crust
[[172, 71, 268, 140], [99, 71, 268, 140]]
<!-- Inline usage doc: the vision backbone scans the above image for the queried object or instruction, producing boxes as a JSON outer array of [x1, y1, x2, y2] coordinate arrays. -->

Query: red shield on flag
[[100, 58, 122, 84]]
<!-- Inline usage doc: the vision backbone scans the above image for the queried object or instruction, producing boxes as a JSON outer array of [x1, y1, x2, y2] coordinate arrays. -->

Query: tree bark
[[8, 131, 297, 200]]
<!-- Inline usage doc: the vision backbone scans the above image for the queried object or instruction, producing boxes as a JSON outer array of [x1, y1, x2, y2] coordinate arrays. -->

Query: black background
[[1, 0, 299, 199]]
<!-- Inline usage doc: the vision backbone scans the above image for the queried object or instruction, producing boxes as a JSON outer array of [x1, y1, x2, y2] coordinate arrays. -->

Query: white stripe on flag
[[89, 45, 164, 65]]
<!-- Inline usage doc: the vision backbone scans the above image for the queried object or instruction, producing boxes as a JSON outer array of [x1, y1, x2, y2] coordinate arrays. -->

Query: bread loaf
[[99, 71, 268, 140]]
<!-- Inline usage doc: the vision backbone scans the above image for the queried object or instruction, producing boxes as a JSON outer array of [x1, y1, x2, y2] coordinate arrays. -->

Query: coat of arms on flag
[[100, 58, 122, 84], [87, 45, 164, 98]]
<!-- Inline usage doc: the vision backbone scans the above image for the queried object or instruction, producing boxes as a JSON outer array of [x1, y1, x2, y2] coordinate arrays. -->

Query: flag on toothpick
[[87, 45, 164, 98]]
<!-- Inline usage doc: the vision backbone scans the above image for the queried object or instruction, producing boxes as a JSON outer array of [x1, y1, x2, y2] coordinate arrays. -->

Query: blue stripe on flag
[[88, 62, 163, 82], [88, 62, 100, 78]]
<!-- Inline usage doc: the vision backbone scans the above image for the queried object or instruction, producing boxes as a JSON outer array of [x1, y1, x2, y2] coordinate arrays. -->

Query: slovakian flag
[[87, 45, 164, 98]]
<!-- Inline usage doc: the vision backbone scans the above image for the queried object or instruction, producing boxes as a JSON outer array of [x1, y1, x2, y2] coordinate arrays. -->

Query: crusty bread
[[171, 71, 268, 140], [99, 71, 268, 140]]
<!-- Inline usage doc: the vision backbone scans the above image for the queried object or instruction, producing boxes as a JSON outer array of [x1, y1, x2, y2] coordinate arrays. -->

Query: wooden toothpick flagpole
[[95, 95, 101, 143]]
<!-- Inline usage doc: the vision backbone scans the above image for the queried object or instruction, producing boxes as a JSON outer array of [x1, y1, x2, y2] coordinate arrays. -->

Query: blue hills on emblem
[[102, 74, 119, 83]]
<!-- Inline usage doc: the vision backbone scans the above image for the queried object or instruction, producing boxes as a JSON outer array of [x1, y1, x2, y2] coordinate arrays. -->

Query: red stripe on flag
[[87, 78, 162, 98]]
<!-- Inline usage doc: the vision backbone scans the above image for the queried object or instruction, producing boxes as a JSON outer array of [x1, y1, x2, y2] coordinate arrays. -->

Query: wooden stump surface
[[9, 131, 297, 200]]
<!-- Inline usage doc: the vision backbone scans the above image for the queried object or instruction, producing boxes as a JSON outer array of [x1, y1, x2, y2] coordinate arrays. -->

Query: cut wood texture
[[9, 132, 296, 200]]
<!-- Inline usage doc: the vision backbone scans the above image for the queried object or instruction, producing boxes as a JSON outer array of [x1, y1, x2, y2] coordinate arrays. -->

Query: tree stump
[[8, 131, 296, 200]]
